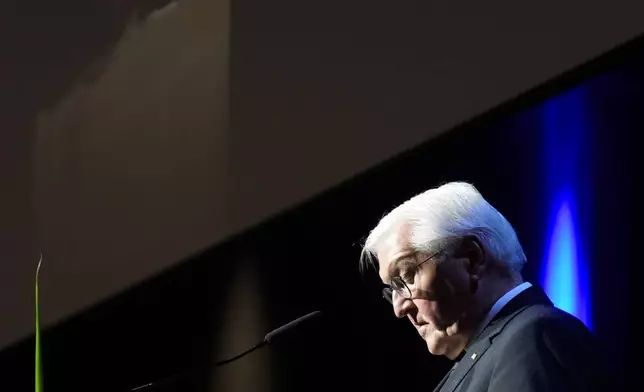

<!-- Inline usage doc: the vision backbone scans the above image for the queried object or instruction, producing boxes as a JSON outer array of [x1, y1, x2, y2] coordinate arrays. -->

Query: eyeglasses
[[382, 249, 445, 305]]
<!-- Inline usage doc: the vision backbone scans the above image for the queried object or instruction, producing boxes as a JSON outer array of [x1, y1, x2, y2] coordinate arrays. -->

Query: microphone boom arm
[[128, 311, 321, 391]]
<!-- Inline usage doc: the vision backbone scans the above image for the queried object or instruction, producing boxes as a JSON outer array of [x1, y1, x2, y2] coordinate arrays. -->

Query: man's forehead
[[378, 223, 411, 254], [377, 227, 414, 280]]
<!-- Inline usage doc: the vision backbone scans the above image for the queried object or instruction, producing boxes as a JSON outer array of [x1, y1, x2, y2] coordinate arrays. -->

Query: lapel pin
[[471, 353, 477, 360]]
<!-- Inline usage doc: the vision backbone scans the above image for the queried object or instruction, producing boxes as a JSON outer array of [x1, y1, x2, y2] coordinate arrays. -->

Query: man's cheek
[[420, 302, 449, 331], [434, 301, 463, 329]]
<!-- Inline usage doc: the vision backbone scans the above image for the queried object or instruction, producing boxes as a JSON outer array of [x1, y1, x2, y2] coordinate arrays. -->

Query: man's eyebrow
[[387, 253, 415, 276]]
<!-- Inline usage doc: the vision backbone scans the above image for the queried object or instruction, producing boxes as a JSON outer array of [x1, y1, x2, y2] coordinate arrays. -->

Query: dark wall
[[4, 0, 644, 351], [0, 34, 639, 391], [1, 0, 232, 351]]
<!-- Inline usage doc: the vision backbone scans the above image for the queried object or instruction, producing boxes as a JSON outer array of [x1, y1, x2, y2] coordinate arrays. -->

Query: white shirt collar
[[467, 281, 532, 348]]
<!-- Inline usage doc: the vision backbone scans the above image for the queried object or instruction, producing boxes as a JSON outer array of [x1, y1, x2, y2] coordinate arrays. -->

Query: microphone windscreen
[[264, 311, 323, 343]]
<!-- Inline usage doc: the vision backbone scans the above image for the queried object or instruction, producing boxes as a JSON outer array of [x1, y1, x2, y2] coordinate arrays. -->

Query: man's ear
[[459, 236, 486, 279]]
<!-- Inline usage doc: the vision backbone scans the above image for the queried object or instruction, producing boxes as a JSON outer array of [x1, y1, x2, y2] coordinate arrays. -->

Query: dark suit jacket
[[434, 286, 609, 392]]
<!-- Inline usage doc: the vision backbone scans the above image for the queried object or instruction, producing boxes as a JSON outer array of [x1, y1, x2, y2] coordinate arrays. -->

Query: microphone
[[130, 310, 323, 391], [264, 310, 322, 343]]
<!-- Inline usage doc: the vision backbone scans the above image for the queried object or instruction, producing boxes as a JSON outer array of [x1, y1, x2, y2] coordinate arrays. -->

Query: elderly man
[[360, 182, 605, 392]]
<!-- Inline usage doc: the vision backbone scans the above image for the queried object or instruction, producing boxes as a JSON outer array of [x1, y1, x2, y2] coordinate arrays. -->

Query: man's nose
[[392, 292, 415, 318]]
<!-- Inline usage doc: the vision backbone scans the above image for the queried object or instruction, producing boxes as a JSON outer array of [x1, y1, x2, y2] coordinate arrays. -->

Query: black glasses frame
[[382, 249, 446, 305]]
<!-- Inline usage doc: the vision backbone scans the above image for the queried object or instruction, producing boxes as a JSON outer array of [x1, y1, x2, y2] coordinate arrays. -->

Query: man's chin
[[423, 331, 448, 356]]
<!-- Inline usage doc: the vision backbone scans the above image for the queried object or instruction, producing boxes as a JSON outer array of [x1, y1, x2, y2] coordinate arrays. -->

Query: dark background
[[3, 0, 644, 351], [1, 32, 640, 391]]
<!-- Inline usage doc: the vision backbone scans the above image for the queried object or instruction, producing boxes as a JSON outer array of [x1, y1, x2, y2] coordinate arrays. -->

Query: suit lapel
[[432, 366, 453, 392], [436, 334, 493, 392], [434, 285, 554, 392]]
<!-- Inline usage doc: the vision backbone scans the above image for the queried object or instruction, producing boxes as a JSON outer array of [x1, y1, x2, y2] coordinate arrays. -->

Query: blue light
[[541, 193, 589, 327], [540, 88, 592, 329]]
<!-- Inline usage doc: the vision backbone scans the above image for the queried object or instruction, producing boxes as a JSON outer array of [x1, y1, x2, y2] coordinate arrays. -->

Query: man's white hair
[[360, 182, 526, 272]]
